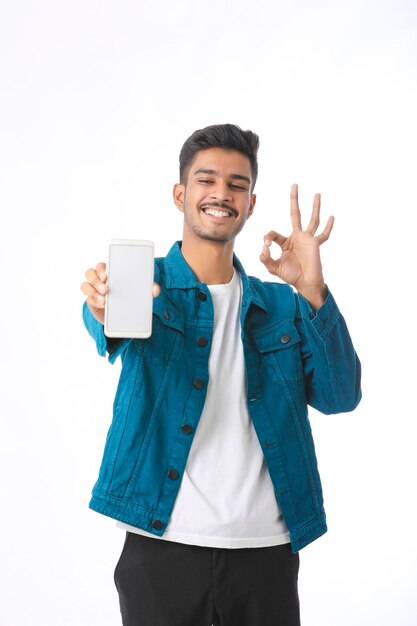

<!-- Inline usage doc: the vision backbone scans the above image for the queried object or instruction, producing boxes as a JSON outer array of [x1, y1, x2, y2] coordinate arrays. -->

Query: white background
[[1, 0, 416, 624]]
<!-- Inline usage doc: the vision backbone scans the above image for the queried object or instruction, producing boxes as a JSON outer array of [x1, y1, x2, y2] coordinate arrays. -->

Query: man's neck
[[180, 237, 235, 285]]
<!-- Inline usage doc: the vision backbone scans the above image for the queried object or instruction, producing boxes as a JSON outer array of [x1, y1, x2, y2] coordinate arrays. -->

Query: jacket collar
[[163, 241, 268, 312]]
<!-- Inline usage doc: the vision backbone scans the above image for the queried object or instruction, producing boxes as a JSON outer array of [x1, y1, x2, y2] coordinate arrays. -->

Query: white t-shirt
[[119, 269, 290, 548]]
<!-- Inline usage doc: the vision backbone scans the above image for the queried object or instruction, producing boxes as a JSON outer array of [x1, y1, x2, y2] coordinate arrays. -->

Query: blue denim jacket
[[83, 242, 361, 552]]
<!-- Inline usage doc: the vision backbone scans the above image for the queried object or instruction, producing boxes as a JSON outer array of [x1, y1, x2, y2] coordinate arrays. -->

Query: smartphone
[[104, 239, 154, 338]]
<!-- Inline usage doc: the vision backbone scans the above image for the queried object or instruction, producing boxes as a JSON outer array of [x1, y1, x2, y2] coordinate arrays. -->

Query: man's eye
[[230, 184, 246, 191], [198, 179, 213, 184]]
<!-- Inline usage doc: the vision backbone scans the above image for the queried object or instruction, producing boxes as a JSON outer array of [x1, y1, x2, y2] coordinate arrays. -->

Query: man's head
[[179, 124, 259, 190], [174, 124, 259, 246]]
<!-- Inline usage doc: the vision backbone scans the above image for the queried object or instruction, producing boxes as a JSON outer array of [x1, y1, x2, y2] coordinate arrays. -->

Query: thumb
[[260, 239, 271, 262], [260, 239, 281, 276]]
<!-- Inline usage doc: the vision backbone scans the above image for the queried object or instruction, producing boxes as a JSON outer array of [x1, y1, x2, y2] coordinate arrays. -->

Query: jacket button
[[280, 334, 291, 344], [193, 378, 204, 389], [168, 469, 179, 480], [181, 424, 193, 434], [197, 336, 208, 347], [164, 309, 171, 320], [198, 291, 207, 301], [152, 520, 164, 530]]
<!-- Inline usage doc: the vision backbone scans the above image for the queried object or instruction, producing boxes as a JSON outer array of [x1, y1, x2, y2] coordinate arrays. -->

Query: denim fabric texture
[[83, 241, 361, 552]]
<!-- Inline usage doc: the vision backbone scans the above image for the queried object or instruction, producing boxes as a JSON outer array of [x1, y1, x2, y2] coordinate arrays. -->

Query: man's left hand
[[260, 184, 334, 310]]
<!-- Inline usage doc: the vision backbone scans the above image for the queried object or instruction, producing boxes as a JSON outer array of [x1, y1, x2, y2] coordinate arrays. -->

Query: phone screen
[[104, 239, 154, 338]]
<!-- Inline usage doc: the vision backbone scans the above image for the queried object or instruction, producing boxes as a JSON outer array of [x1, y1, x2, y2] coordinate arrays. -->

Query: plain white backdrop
[[1, 0, 416, 624]]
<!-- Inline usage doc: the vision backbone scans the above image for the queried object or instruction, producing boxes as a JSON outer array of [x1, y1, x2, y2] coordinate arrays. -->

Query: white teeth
[[204, 208, 231, 217]]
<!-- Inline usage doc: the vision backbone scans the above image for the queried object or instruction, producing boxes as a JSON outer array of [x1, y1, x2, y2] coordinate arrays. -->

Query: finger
[[95, 262, 107, 282], [85, 267, 108, 295], [317, 215, 335, 244], [306, 193, 321, 235], [290, 183, 302, 231], [263, 230, 287, 248], [260, 248, 281, 276], [80, 281, 106, 308], [152, 282, 161, 298]]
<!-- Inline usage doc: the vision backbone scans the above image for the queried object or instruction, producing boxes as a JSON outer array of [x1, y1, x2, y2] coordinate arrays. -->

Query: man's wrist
[[296, 284, 328, 312]]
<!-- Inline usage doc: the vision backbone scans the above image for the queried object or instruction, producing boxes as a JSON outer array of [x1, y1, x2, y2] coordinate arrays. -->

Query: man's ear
[[173, 183, 185, 212], [248, 193, 256, 218]]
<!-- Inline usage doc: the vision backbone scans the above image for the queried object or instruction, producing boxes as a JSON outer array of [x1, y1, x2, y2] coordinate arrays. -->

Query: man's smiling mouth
[[200, 203, 237, 218]]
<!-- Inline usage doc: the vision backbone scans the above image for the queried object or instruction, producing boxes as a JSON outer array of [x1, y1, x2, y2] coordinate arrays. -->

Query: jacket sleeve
[[82, 301, 131, 364], [295, 290, 362, 415]]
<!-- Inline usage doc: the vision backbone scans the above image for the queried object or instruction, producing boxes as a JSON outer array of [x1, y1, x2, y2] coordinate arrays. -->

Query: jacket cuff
[[297, 289, 341, 339], [82, 301, 132, 363], [82, 301, 107, 356]]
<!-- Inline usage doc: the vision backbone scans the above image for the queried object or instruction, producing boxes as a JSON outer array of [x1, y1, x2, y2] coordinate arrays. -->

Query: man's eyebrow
[[193, 168, 251, 185], [230, 173, 251, 185], [193, 168, 218, 176]]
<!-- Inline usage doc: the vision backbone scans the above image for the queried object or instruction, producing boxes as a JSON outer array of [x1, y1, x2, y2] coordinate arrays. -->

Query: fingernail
[[98, 283, 106, 294], [97, 294, 104, 303], [99, 272, 106, 281]]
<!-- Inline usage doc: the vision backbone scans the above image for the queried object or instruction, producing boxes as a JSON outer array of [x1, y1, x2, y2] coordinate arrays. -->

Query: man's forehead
[[190, 148, 252, 177]]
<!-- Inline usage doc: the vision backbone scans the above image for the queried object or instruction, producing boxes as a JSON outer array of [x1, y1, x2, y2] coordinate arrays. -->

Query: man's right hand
[[81, 262, 161, 325], [81, 262, 109, 324]]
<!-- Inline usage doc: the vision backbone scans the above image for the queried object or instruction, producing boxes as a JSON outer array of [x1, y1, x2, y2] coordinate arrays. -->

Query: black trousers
[[114, 532, 301, 626]]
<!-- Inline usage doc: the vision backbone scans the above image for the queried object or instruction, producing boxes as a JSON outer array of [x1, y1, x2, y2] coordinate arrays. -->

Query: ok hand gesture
[[260, 184, 334, 310]]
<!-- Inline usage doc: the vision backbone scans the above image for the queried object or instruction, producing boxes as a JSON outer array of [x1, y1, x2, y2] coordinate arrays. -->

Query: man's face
[[173, 147, 256, 244]]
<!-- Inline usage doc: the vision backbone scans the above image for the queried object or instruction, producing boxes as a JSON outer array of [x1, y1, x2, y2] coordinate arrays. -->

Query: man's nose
[[210, 182, 232, 201]]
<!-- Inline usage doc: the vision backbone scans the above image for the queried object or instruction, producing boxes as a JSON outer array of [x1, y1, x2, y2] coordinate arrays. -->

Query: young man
[[81, 124, 361, 626]]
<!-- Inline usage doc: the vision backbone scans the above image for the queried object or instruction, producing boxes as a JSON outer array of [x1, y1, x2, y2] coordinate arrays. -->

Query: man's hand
[[81, 262, 161, 325], [260, 184, 334, 311]]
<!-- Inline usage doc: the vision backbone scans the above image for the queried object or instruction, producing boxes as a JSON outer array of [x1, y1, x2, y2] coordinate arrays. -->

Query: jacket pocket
[[134, 297, 184, 364], [252, 321, 303, 382]]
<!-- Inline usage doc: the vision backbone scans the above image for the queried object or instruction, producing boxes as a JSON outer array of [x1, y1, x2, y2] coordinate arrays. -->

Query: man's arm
[[260, 184, 361, 414], [295, 289, 361, 414]]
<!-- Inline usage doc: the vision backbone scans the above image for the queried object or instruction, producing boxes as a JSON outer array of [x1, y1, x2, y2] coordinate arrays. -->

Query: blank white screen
[[106, 242, 153, 335]]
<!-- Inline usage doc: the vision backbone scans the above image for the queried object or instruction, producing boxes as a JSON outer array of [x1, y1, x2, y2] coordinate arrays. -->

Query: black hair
[[179, 123, 259, 189]]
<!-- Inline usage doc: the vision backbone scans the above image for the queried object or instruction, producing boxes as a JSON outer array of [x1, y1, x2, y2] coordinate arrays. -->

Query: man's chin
[[198, 232, 235, 243], [188, 225, 236, 244]]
